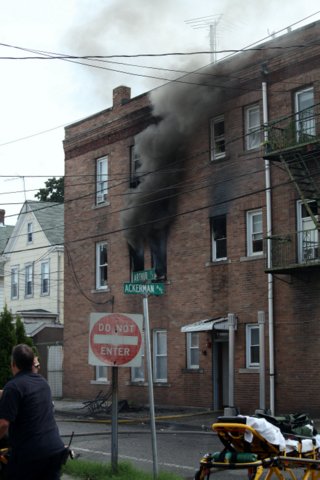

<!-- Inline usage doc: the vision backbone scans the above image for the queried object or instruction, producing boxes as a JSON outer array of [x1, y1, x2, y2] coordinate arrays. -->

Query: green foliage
[[0, 306, 35, 387], [34, 176, 64, 203], [63, 459, 184, 480]]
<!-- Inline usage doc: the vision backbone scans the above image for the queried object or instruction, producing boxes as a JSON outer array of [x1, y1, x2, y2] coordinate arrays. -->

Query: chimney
[[0, 209, 5, 226], [113, 86, 131, 108]]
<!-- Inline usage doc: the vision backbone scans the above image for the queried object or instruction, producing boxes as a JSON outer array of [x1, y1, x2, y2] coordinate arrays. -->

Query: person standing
[[0, 344, 66, 480]]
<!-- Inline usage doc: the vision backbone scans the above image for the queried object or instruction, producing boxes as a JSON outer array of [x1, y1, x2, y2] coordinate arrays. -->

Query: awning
[[181, 317, 229, 333]]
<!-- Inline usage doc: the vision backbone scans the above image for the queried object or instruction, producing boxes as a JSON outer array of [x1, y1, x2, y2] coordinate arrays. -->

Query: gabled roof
[[25, 201, 64, 245]]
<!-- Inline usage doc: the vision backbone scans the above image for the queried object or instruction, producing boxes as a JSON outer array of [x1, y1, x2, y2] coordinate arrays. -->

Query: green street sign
[[132, 269, 156, 283], [123, 282, 165, 296]]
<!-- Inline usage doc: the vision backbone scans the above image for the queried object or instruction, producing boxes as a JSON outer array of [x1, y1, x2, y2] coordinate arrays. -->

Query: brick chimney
[[0, 209, 5, 226], [113, 86, 131, 108]]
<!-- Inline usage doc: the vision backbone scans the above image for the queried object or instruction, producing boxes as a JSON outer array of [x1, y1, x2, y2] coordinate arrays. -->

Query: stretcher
[[195, 416, 320, 480]]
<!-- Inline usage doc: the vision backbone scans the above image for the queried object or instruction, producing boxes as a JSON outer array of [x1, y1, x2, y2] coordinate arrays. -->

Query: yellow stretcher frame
[[195, 421, 320, 480]]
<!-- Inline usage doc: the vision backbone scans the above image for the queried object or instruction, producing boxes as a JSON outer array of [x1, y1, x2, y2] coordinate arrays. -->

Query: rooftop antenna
[[185, 14, 223, 63]]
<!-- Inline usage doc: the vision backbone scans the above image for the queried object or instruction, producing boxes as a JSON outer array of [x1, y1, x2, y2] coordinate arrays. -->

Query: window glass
[[210, 116, 225, 160], [247, 210, 263, 256], [211, 215, 227, 260], [96, 156, 108, 204], [96, 242, 108, 289], [27, 222, 33, 243], [130, 145, 141, 188], [95, 366, 108, 382], [11, 267, 19, 299], [295, 87, 315, 141], [297, 200, 319, 263], [41, 261, 50, 295], [187, 332, 200, 369], [246, 324, 260, 367], [153, 330, 167, 382], [131, 336, 145, 382], [245, 105, 260, 150], [25, 264, 33, 297]]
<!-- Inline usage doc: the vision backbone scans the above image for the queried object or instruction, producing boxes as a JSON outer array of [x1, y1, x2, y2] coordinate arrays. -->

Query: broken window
[[210, 115, 225, 160], [211, 215, 227, 261]]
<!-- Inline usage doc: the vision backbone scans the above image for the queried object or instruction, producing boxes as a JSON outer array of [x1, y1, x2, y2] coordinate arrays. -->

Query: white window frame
[[25, 263, 33, 297], [296, 200, 319, 263], [131, 334, 145, 382], [153, 329, 167, 382], [186, 332, 200, 369], [295, 87, 315, 142], [27, 222, 33, 243], [95, 366, 109, 383], [246, 324, 260, 368], [11, 266, 19, 300], [96, 241, 108, 290], [246, 209, 263, 256], [40, 260, 50, 296], [210, 115, 225, 160], [245, 104, 261, 150], [211, 215, 227, 261], [96, 156, 108, 204]]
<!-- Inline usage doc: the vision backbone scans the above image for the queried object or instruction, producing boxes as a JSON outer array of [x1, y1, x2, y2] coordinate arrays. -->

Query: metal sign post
[[143, 294, 159, 479], [111, 366, 118, 473]]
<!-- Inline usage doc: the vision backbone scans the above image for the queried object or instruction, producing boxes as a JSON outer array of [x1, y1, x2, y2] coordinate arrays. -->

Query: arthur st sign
[[132, 269, 156, 283], [89, 313, 143, 367]]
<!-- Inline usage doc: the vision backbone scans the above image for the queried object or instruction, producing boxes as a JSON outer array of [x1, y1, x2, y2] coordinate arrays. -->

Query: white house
[[2, 201, 64, 396], [3, 200, 64, 323], [0, 209, 14, 312]]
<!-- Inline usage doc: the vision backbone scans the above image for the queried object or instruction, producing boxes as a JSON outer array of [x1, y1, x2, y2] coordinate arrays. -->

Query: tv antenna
[[185, 14, 223, 63]]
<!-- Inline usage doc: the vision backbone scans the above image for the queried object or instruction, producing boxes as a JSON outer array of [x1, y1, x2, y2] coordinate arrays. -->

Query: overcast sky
[[1, 0, 319, 224]]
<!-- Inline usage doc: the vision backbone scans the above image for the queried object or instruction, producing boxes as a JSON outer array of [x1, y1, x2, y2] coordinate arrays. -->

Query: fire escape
[[263, 104, 320, 273]]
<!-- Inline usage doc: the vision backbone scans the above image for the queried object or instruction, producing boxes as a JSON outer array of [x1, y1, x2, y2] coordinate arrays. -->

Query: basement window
[[210, 115, 225, 160]]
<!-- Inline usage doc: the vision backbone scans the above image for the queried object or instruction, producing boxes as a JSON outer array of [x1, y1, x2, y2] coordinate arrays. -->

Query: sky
[[1, 0, 319, 225]]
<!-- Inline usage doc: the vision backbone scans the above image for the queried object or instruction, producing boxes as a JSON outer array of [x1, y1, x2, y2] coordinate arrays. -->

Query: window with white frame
[[246, 209, 263, 256], [130, 145, 141, 188], [186, 332, 200, 369], [96, 241, 108, 290], [131, 335, 145, 382], [246, 324, 260, 368], [153, 330, 167, 382], [295, 87, 315, 142], [40, 261, 50, 295], [11, 266, 19, 299], [27, 222, 33, 243], [96, 156, 108, 204], [296, 200, 319, 263], [25, 263, 33, 297], [95, 366, 108, 382], [211, 215, 227, 261], [245, 104, 261, 150], [210, 116, 225, 160]]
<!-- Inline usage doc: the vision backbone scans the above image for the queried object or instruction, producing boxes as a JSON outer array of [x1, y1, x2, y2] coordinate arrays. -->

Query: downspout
[[262, 80, 275, 415], [57, 249, 61, 323]]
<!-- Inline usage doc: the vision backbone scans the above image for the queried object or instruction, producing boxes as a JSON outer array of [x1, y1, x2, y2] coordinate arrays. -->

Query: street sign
[[132, 269, 156, 283], [88, 313, 143, 367], [123, 282, 165, 296]]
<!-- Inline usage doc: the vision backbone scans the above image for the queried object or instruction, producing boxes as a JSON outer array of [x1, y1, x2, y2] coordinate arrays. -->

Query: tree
[[34, 176, 64, 202], [0, 307, 35, 387], [0, 306, 16, 387]]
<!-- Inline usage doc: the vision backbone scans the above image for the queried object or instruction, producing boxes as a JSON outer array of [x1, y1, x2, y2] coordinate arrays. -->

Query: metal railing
[[265, 229, 320, 271]]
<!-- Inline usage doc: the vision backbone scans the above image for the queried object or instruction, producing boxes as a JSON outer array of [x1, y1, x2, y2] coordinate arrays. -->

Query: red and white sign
[[89, 313, 143, 367]]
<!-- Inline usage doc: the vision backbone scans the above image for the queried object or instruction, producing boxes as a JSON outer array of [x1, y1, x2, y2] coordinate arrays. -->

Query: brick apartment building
[[63, 20, 320, 415]]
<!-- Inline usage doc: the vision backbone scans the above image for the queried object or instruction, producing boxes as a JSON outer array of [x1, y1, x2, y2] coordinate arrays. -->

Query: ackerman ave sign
[[123, 282, 165, 296]]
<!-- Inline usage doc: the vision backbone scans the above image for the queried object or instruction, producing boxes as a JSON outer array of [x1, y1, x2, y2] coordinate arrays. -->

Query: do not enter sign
[[89, 313, 143, 367]]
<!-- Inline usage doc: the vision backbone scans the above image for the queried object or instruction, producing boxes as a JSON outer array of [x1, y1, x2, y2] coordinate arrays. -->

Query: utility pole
[[185, 14, 222, 64]]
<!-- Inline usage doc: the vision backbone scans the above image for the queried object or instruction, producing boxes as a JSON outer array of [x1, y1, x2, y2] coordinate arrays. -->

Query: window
[[211, 215, 227, 261], [295, 87, 315, 142], [25, 263, 33, 297], [131, 336, 145, 382], [153, 330, 167, 382], [27, 222, 33, 243], [210, 116, 225, 160], [245, 104, 261, 150], [246, 324, 260, 368], [247, 209, 263, 256], [186, 332, 200, 369], [11, 266, 19, 299], [96, 241, 108, 289], [297, 200, 319, 263], [41, 261, 50, 295], [96, 156, 108, 204], [130, 145, 141, 188], [95, 366, 108, 382]]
